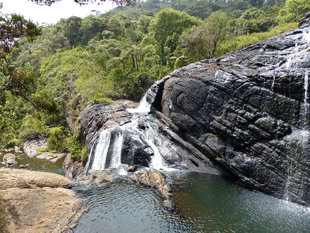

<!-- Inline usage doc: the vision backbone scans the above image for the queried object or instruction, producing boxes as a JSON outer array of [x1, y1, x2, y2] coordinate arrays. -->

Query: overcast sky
[[1, 0, 116, 25]]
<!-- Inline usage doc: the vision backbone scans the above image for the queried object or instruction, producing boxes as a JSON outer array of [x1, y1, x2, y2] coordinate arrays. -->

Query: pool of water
[[74, 172, 310, 233], [0, 150, 65, 175]]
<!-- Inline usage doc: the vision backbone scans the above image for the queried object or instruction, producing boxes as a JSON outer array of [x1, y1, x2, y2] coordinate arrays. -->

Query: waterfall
[[271, 71, 276, 91], [127, 95, 150, 114], [282, 27, 310, 203], [283, 130, 310, 203], [84, 128, 123, 172], [83, 95, 173, 175], [303, 71, 309, 127]]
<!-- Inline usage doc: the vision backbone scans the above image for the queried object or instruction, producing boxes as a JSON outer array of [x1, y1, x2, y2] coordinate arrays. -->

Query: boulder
[[0, 168, 85, 233], [130, 168, 172, 200], [23, 138, 68, 163], [2, 153, 16, 167], [23, 138, 47, 157]]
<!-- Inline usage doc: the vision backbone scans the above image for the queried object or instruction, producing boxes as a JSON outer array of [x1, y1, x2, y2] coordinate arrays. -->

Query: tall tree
[[149, 8, 199, 64], [277, 0, 310, 24], [180, 11, 229, 61]]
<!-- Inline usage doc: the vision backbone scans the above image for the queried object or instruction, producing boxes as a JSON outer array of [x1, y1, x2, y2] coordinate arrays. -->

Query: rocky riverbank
[[0, 168, 85, 233]]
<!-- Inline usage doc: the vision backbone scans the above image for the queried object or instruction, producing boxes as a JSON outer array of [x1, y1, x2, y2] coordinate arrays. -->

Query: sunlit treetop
[[30, 0, 136, 6]]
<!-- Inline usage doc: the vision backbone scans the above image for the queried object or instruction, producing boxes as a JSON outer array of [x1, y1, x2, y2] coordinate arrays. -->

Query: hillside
[[0, 0, 307, 162]]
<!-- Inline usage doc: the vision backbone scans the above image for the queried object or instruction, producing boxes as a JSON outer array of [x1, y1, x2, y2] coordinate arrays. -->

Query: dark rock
[[151, 18, 310, 205], [300, 11, 310, 29], [62, 154, 84, 180]]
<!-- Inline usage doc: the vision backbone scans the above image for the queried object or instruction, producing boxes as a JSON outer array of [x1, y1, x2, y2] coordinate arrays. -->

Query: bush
[[19, 115, 46, 141]]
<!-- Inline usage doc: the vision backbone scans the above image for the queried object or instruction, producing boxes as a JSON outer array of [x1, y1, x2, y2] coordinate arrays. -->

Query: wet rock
[[130, 168, 172, 200], [63, 154, 84, 180], [76, 168, 117, 186], [152, 17, 310, 205], [2, 153, 17, 167], [128, 165, 138, 172]]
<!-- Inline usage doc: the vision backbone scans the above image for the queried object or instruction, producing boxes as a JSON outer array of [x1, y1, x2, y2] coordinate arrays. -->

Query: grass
[[216, 22, 299, 57]]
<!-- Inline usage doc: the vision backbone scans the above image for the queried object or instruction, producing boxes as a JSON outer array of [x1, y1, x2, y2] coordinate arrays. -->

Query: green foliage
[[19, 114, 46, 141], [174, 56, 189, 69], [0, 0, 295, 163], [47, 127, 66, 151], [237, 6, 279, 34], [149, 8, 200, 64], [277, 0, 310, 24], [216, 22, 298, 56], [180, 11, 230, 61]]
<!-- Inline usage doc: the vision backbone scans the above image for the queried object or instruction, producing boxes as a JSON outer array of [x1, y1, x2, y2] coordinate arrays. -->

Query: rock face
[[63, 154, 84, 179], [0, 168, 85, 233], [147, 15, 310, 205], [80, 14, 310, 206]]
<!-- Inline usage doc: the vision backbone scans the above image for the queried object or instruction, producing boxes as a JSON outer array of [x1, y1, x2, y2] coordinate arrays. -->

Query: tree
[[277, 0, 310, 24], [149, 8, 199, 64], [63, 16, 82, 47], [0, 11, 41, 104], [180, 11, 229, 61]]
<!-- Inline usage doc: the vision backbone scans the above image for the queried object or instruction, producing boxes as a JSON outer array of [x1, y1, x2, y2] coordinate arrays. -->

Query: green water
[[0, 150, 64, 175], [74, 172, 310, 233]]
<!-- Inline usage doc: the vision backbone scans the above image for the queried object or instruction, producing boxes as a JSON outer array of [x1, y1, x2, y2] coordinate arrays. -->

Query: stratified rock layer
[[147, 15, 310, 205]]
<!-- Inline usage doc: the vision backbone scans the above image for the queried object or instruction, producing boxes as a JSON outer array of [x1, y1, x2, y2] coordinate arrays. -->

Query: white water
[[271, 71, 276, 91], [283, 130, 310, 201], [84, 94, 174, 174], [303, 71, 309, 126], [280, 28, 310, 202], [127, 96, 150, 113]]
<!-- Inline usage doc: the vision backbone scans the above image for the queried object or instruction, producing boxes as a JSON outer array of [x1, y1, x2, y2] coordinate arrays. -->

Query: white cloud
[[1, 0, 116, 25]]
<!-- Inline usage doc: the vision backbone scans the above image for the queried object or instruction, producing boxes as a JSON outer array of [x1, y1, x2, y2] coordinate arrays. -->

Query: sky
[[1, 0, 116, 25]]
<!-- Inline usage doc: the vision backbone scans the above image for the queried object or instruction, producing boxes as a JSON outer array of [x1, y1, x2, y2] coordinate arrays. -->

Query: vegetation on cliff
[[0, 0, 308, 161]]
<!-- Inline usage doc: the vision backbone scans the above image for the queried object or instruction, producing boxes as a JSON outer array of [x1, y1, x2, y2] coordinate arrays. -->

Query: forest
[[0, 0, 308, 162]]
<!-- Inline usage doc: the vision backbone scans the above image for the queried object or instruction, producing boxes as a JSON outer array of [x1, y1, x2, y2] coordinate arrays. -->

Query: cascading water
[[83, 95, 174, 175], [271, 71, 276, 91], [282, 27, 310, 203], [303, 71, 309, 126]]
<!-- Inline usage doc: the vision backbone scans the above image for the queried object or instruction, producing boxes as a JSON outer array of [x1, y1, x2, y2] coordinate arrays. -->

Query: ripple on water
[[74, 173, 310, 233], [74, 179, 194, 233]]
